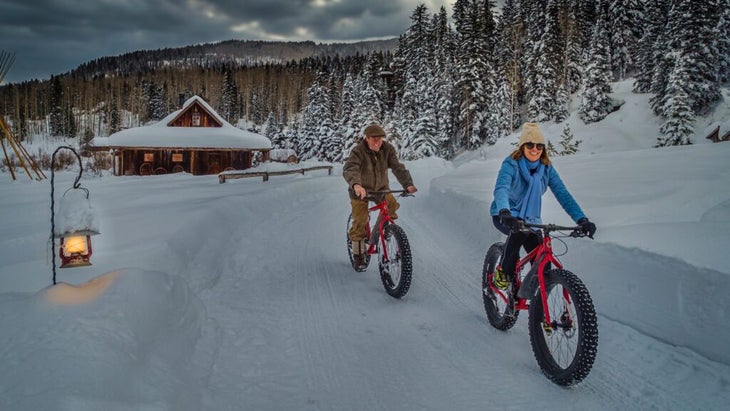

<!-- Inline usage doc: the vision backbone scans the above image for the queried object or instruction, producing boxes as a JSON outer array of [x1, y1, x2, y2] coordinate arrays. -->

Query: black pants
[[492, 216, 540, 276]]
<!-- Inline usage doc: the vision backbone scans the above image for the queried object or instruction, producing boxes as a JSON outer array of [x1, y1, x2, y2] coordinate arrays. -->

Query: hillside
[[69, 38, 399, 79]]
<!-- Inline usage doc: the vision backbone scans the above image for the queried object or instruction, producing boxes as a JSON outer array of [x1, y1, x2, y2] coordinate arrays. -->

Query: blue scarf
[[516, 157, 545, 224]]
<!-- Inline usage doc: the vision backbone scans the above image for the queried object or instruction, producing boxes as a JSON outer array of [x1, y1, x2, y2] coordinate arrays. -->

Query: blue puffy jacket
[[489, 156, 586, 223]]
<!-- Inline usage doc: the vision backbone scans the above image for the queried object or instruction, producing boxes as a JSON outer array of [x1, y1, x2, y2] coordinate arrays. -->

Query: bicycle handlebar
[[362, 189, 415, 201], [514, 221, 590, 238]]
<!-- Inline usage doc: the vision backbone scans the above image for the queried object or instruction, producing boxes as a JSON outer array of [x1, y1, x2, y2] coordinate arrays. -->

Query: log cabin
[[91, 95, 271, 176]]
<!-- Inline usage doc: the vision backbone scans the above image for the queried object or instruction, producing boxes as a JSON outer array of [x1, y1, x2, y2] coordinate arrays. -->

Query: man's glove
[[577, 217, 596, 238], [499, 209, 516, 228]]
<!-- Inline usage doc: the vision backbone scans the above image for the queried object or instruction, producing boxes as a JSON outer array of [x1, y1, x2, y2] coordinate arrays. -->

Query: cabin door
[[207, 153, 221, 174]]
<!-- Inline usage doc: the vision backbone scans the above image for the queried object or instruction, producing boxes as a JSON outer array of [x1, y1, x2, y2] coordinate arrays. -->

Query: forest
[[1, 0, 728, 162]]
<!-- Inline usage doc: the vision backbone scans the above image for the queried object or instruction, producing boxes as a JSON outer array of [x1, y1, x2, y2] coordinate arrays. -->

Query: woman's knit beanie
[[518, 122, 546, 146]]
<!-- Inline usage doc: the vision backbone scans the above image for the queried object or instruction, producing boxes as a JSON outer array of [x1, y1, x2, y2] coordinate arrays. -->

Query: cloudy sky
[[0, 0, 461, 84]]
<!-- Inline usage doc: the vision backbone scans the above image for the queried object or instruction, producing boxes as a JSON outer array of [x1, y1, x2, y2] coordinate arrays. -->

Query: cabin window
[[192, 112, 201, 126], [172, 153, 183, 162], [144, 153, 154, 162]]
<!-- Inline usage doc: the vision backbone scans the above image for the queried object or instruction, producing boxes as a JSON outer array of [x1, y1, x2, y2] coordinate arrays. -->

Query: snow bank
[[0, 268, 207, 410]]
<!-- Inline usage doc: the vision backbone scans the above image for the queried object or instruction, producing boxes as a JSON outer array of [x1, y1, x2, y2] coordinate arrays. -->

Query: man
[[343, 123, 417, 271]]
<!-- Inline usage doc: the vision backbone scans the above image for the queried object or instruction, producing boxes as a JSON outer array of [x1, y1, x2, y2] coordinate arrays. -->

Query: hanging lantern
[[54, 182, 100, 269], [58, 230, 98, 268]]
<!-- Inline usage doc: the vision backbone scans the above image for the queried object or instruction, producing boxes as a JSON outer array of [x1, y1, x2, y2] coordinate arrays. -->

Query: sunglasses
[[523, 142, 545, 150]]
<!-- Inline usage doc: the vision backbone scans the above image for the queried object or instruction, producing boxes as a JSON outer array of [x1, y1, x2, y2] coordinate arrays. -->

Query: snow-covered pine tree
[[633, 0, 669, 93], [495, 0, 524, 131], [48, 76, 64, 137], [394, 73, 422, 159], [526, 0, 563, 122], [107, 100, 120, 135], [264, 111, 281, 147], [407, 65, 439, 159], [520, 0, 545, 120], [298, 73, 336, 161], [607, 0, 641, 81], [337, 74, 360, 159], [562, 0, 585, 95], [394, 4, 436, 157], [452, 0, 498, 149], [219, 70, 239, 124], [717, 1, 730, 84], [558, 122, 582, 155], [668, 0, 721, 115], [579, 9, 613, 124], [432, 6, 459, 158], [142, 81, 168, 122], [657, 55, 695, 146], [651, 0, 721, 117], [553, 83, 570, 123], [249, 91, 264, 133]]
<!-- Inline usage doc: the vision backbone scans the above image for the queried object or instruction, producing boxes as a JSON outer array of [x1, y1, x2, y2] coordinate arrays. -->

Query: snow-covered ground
[[1, 80, 729, 410]]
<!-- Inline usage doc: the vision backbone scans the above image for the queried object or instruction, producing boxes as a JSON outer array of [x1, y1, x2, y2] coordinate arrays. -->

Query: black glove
[[577, 217, 596, 238], [499, 209, 516, 228]]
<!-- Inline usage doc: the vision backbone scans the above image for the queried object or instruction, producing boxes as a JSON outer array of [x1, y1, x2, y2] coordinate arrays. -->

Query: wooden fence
[[218, 165, 333, 183]]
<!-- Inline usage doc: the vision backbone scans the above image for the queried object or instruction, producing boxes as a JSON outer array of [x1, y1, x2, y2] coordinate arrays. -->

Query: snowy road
[[131, 167, 728, 410], [2, 157, 729, 410]]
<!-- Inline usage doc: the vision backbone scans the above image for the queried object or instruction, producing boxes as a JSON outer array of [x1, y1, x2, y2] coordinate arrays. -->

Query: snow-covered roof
[[91, 95, 272, 150]]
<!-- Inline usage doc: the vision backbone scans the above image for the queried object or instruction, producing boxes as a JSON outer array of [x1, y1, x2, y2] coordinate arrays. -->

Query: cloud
[[0, 0, 458, 84]]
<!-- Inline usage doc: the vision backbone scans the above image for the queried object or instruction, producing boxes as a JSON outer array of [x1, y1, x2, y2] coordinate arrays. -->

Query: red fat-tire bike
[[482, 221, 598, 386], [346, 190, 413, 299]]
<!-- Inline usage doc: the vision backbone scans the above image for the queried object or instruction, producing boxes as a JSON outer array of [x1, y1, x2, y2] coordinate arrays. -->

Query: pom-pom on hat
[[518, 122, 546, 146], [364, 123, 386, 138]]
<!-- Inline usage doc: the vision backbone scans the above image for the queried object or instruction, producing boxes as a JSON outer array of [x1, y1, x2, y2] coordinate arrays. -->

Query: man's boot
[[352, 240, 368, 271]]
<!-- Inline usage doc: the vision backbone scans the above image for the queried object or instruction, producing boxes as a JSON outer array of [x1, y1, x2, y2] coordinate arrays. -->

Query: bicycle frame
[[490, 224, 578, 327], [363, 197, 398, 260]]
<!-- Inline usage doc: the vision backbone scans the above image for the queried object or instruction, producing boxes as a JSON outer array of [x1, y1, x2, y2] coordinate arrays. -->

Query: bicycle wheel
[[378, 222, 412, 298], [346, 213, 370, 270], [481, 242, 519, 330], [528, 269, 598, 386]]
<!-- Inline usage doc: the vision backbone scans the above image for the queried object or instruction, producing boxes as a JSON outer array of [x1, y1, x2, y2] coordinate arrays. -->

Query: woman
[[489, 122, 596, 289]]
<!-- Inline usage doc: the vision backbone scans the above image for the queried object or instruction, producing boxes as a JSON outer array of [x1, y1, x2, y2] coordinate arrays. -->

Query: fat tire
[[378, 223, 412, 298], [346, 213, 370, 270], [528, 269, 598, 386], [481, 242, 519, 330]]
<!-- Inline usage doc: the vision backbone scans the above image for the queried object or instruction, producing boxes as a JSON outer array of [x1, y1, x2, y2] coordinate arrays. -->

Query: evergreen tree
[[526, 0, 563, 122], [338, 74, 360, 157], [298, 73, 335, 161], [48, 76, 64, 137], [607, 0, 641, 80], [633, 0, 669, 93], [17, 108, 28, 140], [557, 122, 582, 155], [107, 99, 121, 135], [492, 80, 514, 141], [553, 83, 570, 123], [452, 0, 498, 149], [65, 106, 77, 138], [495, 0, 524, 131], [393, 73, 420, 159], [657, 54, 695, 146], [249, 91, 264, 132], [579, 10, 613, 124], [264, 111, 279, 143], [219, 70, 239, 123], [717, 1, 730, 83], [143, 81, 168, 122], [669, 0, 721, 115]]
